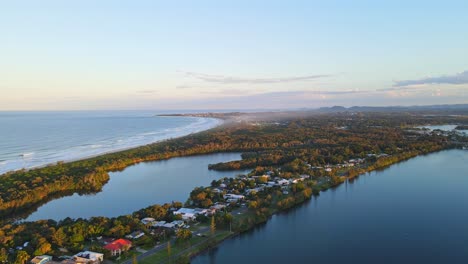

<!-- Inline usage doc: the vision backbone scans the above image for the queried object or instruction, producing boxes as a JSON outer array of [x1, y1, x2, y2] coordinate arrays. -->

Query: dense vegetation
[[1, 112, 467, 263], [1, 112, 466, 220]]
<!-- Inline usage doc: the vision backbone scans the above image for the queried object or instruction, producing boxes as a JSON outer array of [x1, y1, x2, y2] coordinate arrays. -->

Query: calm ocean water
[[0, 111, 221, 175]]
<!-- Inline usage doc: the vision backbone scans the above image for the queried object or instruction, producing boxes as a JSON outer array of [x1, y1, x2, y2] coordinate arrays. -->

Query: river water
[[26, 153, 246, 221], [193, 149, 468, 264]]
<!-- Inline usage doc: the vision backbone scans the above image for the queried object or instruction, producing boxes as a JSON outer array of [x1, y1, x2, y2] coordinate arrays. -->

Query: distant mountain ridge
[[317, 104, 468, 113]]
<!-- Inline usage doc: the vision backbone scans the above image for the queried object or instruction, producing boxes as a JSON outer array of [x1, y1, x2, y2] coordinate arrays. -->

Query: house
[[211, 204, 227, 211], [72, 251, 104, 263], [174, 208, 207, 221], [174, 208, 198, 221], [126, 231, 145, 240], [152, 221, 166, 228], [141, 217, 155, 225], [103, 239, 132, 256], [267, 181, 276, 187], [212, 188, 222, 193], [223, 194, 245, 200], [171, 220, 185, 228], [162, 222, 176, 229], [31, 255, 52, 264], [277, 179, 289, 186]]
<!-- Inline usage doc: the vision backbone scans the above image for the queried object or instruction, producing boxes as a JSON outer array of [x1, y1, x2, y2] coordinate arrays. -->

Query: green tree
[[0, 248, 7, 263], [34, 240, 52, 256], [14, 251, 30, 264], [248, 201, 258, 209], [176, 229, 192, 245], [51, 227, 67, 247]]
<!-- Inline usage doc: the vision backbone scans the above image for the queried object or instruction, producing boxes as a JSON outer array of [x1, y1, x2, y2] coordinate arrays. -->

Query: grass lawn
[[140, 231, 231, 264]]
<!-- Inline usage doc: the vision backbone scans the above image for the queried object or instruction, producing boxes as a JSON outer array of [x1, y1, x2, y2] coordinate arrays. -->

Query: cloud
[[136, 89, 158, 94], [200, 89, 367, 97], [377, 85, 425, 92], [175, 85, 191, 89], [180, 71, 332, 84], [393, 70, 468, 87], [308, 90, 366, 95], [219, 89, 367, 98]]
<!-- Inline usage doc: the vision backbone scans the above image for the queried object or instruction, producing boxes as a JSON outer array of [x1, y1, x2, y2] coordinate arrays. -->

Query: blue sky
[[1, 0, 467, 110]]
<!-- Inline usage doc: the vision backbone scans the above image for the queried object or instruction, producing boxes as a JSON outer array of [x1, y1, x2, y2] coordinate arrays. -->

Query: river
[[192, 149, 468, 263], [26, 153, 247, 221]]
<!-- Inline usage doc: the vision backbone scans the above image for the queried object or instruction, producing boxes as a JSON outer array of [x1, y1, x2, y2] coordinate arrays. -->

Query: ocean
[[0, 111, 221, 175]]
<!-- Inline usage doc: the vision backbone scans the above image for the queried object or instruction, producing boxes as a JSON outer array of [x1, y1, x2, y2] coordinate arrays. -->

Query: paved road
[[121, 208, 248, 264], [122, 227, 211, 264]]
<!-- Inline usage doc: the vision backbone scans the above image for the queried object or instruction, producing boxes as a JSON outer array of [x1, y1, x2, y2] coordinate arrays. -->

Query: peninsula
[[1, 110, 468, 263]]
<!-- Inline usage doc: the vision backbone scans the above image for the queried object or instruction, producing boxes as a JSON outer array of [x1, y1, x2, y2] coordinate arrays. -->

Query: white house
[[152, 221, 166, 228], [126, 231, 145, 240], [174, 208, 206, 221], [277, 179, 290, 186], [30, 255, 52, 264], [73, 251, 104, 263], [141, 217, 155, 225], [224, 194, 245, 200], [162, 223, 176, 229]]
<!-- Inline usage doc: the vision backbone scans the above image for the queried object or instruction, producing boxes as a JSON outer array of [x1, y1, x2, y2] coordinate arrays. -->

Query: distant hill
[[317, 104, 468, 114]]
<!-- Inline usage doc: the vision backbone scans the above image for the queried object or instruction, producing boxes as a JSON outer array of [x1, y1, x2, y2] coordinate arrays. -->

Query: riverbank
[[1, 112, 464, 263], [0, 117, 226, 220], [25, 153, 248, 221], [191, 149, 468, 263], [133, 146, 451, 263]]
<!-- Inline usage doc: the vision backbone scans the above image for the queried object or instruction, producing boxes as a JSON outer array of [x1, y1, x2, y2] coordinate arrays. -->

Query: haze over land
[[1, 1, 468, 110]]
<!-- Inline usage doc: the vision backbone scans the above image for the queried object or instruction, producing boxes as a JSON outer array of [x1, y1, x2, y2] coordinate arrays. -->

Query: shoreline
[[1, 111, 465, 263], [136, 147, 454, 263], [0, 116, 224, 176]]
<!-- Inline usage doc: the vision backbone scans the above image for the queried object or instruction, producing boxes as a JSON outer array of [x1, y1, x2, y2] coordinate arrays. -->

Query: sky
[[1, 0, 468, 110]]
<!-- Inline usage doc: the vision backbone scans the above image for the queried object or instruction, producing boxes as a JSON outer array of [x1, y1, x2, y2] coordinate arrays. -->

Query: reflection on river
[[26, 153, 247, 221], [193, 150, 468, 264]]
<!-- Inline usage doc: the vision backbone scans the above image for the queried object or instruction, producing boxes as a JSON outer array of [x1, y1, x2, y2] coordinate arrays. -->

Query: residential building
[[72, 251, 104, 263], [103, 239, 132, 256], [30, 255, 52, 264]]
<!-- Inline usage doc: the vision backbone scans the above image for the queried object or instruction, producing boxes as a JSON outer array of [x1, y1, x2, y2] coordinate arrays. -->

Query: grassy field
[[140, 231, 232, 264]]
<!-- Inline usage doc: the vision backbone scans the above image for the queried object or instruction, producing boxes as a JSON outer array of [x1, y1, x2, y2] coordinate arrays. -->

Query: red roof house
[[104, 238, 132, 256]]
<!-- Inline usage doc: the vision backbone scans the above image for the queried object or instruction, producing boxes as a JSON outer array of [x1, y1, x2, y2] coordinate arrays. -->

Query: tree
[[224, 213, 233, 231], [248, 201, 258, 209], [14, 251, 30, 264], [132, 254, 138, 264], [0, 248, 7, 263], [34, 240, 52, 256], [210, 216, 216, 236], [176, 229, 192, 245], [51, 227, 67, 247], [167, 241, 171, 257]]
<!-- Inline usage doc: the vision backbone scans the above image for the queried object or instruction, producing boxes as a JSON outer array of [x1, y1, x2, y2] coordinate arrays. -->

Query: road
[[122, 227, 211, 264], [122, 207, 248, 264]]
